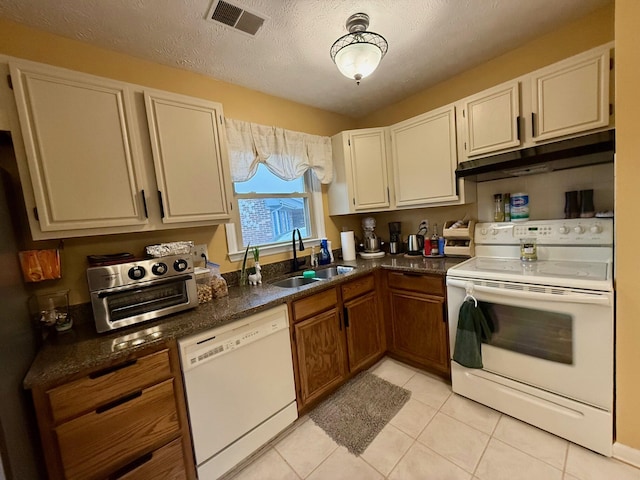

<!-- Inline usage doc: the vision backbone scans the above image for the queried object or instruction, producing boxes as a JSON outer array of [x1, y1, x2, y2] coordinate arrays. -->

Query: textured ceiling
[[0, 0, 612, 118]]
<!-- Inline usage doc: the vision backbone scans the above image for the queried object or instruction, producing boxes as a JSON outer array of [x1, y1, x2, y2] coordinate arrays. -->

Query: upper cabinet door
[[531, 49, 610, 142], [144, 90, 232, 224], [348, 129, 390, 211], [390, 106, 458, 207], [462, 81, 520, 156], [10, 62, 147, 232]]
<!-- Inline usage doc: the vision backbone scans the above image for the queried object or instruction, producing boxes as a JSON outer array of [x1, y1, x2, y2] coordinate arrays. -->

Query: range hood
[[456, 130, 615, 182]]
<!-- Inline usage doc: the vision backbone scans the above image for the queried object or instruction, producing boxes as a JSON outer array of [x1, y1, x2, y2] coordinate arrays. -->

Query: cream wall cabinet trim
[[390, 105, 458, 207], [10, 61, 148, 232], [143, 90, 232, 224], [531, 49, 610, 142], [328, 128, 391, 215], [463, 81, 521, 156]]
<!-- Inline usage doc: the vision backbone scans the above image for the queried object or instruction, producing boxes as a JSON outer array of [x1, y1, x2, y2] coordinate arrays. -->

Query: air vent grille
[[208, 0, 265, 36]]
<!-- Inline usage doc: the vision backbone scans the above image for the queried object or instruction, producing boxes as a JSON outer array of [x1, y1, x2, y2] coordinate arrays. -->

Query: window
[[223, 118, 331, 261], [234, 164, 313, 248]]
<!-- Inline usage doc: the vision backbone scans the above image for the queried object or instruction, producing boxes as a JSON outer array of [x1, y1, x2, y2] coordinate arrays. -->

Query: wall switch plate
[[192, 244, 208, 264]]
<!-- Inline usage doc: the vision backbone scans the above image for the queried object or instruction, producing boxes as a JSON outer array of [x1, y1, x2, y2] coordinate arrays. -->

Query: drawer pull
[[398, 272, 423, 277], [96, 390, 142, 414], [109, 451, 153, 479], [89, 359, 137, 379]]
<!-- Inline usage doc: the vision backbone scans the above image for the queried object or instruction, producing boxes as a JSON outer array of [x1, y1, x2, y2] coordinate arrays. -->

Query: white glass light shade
[[334, 42, 383, 82]]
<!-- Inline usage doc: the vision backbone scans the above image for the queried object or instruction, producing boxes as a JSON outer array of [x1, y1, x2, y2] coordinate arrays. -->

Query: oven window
[[479, 302, 573, 364], [105, 279, 189, 321]]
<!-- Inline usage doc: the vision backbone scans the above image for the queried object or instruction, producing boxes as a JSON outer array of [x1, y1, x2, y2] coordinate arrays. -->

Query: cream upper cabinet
[[530, 48, 610, 142], [10, 61, 148, 233], [389, 105, 459, 207], [143, 90, 232, 224], [328, 128, 391, 215], [461, 81, 521, 157]]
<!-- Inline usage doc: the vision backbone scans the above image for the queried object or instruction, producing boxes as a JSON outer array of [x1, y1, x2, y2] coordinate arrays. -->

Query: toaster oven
[[87, 255, 197, 333]]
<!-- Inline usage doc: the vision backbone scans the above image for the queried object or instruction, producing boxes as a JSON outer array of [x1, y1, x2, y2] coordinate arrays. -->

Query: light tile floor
[[229, 358, 640, 480]]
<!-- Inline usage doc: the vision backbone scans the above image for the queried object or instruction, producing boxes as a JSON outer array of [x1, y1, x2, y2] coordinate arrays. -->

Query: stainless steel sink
[[313, 265, 356, 279], [271, 276, 323, 288]]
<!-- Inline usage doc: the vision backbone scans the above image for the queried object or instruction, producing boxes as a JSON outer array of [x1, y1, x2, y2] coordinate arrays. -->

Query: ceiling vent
[[207, 0, 266, 36]]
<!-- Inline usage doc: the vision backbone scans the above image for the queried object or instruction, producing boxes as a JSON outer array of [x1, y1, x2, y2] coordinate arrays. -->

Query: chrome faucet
[[291, 229, 306, 272]]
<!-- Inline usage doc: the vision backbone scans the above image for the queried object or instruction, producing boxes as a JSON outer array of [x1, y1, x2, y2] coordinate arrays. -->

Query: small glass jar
[[520, 238, 537, 262]]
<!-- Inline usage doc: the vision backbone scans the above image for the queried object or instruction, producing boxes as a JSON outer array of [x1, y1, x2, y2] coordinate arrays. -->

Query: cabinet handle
[[89, 359, 137, 379], [96, 390, 142, 414], [516, 116, 521, 141], [141, 190, 148, 219], [343, 307, 350, 328], [531, 112, 536, 137], [157, 190, 165, 218], [33, 207, 39, 221], [109, 451, 153, 479], [399, 272, 423, 278]]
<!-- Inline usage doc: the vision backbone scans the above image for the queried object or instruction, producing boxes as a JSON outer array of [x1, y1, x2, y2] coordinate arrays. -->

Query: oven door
[[446, 277, 613, 410]]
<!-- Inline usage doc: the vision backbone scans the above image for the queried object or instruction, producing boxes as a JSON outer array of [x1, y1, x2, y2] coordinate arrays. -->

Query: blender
[[388, 222, 401, 254]]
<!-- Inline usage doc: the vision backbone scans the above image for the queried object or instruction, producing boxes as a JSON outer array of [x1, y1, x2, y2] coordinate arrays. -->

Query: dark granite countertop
[[23, 255, 467, 389]]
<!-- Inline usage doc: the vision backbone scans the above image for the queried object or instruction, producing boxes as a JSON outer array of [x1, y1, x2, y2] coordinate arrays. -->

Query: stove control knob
[[491, 228, 499, 235], [128, 266, 146, 280], [574, 225, 585, 234], [174, 259, 188, 272], [480, 228, 488, 235], [559, 226, 570, 234], [152, 262, 168, 276], [590, 225, 603, 234]]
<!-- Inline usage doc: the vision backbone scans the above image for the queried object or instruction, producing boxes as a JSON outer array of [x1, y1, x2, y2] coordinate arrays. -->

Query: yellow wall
[[0, 18, 358, 304], [357, 4, 614, 128], [614, 0, 640, 451]]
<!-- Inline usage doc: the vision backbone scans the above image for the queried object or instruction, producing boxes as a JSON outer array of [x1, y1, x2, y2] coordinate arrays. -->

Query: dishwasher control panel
[[179, 305, 289, 371]]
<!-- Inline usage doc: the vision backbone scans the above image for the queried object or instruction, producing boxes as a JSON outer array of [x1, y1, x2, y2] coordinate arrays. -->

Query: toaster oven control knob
[[174, 259, 188, 272], [559, 226, 570, 234], [590, 225, 603, 234], [128, 266, 146, 280], [152, 262, 168, 276], [574, 225, 585, 234]]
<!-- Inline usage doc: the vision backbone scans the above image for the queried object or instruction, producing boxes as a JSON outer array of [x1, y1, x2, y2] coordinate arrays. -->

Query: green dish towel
[[453, 300, 493, 368]]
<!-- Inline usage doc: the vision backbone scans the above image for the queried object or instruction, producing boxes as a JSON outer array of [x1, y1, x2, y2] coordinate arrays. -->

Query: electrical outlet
[[192, 244, 208, 264]]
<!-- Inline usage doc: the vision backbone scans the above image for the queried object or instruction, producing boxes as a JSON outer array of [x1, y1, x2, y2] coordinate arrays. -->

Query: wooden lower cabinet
[[31, 342, 195, 480], [293, 306, 348, 407], [385, 271, 450, 377], [344, 291, 382, 372], [291, 273, 384, 412]]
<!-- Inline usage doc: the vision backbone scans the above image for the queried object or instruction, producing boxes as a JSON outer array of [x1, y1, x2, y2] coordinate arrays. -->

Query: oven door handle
[[447, 279, 611, 306]]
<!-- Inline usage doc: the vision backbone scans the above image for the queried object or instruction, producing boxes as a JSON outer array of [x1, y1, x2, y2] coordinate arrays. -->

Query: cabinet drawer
[[55, 379, 180, 480], [115, 438, 186, 480], [387, 271, 444, 296], [47, 349, 172, 423], [292, 288, 338, 322], [341, 274, 375, 301]]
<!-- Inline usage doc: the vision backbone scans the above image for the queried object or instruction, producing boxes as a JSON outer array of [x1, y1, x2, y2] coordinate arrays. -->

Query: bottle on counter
[[504, 193, 511, 222], [494, 194, 505, 222], [319, 239, 331, 265], [430, 224, 439, 256]]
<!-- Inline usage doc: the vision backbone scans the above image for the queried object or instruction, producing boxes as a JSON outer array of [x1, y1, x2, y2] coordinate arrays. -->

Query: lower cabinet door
[[294, 308, 348, 407], [344, 291, 382, 372], [388, 289, 450, 375], [55, 379, 180, 479]]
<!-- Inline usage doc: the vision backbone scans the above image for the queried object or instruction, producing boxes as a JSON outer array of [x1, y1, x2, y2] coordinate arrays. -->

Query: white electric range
[[446, 218, 614, 456]]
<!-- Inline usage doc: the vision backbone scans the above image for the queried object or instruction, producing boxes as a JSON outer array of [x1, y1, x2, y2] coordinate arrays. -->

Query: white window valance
[[225, 118, 333, 184]]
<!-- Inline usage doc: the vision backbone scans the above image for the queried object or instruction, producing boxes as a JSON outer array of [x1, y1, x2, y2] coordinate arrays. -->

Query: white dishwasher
[[178, 304, 298, 479]]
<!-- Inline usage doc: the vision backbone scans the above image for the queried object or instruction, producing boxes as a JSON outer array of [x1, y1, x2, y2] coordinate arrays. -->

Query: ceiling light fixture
[[330, 13, 388, 85]]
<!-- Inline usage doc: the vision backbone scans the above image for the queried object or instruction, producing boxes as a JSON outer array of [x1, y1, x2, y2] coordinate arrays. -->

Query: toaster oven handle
[[447, 278, 611, 306]]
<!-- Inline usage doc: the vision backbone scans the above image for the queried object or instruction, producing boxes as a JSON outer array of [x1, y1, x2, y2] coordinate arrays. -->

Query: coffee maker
[[388, 222, 401, 254]]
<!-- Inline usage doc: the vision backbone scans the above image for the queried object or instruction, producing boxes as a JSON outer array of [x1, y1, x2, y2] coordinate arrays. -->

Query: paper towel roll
[[340, 231, 356, 261]]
